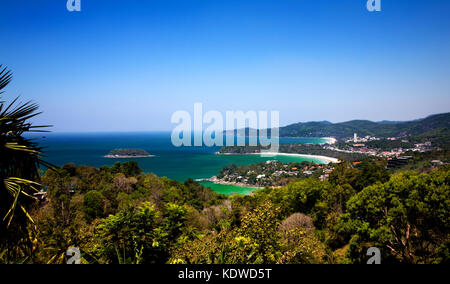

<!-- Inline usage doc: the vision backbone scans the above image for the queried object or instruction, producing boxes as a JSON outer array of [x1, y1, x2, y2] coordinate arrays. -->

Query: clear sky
[[1, 0, 449, 132]]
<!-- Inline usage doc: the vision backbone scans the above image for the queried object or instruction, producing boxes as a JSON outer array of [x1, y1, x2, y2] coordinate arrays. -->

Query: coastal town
[[207, 132, 448, 188], [326, 133, 436, 158], [203, 160, 335, 188]]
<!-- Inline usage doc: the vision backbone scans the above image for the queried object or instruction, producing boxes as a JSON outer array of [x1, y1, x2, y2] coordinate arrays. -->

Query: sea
[[29, 132, 329, 195]]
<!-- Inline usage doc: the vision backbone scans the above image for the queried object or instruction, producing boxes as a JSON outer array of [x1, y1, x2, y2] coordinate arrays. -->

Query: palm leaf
[[3, 178, 40, 227], [5, 143, 40, 155], [0, 65, 51, 260], [0, 65, 13, 94]]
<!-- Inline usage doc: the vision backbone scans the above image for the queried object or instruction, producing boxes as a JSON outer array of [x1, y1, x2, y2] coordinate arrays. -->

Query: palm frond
[[0, 65, 50, 261], [4, 143, 40, 155], [3, 177, 40, 227], [0, 65, 13, 94]]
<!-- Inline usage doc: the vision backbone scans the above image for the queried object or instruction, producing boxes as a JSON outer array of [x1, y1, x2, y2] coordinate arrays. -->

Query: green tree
[[96, 202, 167, 264], [340, 169, 449, 264], [42, 169, 73, 226], [169, 202, 283, 264], [163, 203, 188, 242], [237, 201, 282, 263], [329, 161, 389, 192], [353, 161, 390, 191], [83, 190, 105, 222], [121, 161, 142, 177], [266, 178, 329, 228]]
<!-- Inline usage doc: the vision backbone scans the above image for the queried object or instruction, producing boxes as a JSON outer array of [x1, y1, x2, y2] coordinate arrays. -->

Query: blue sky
[[1, 0, 449, 132]]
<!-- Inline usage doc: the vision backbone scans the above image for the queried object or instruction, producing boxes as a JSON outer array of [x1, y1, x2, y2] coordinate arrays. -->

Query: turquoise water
[[198, 181, 261, 196], [31, 132, 328, 195]]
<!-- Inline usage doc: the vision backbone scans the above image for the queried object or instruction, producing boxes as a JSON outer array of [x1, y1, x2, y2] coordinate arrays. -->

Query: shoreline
[[216, 152, 339, 164], [284, 136, 337, 145], [198, 177, 263, 189], [322, 137, 337, 145], [255, 152, 340, 164], [223, 135, 338, 145]]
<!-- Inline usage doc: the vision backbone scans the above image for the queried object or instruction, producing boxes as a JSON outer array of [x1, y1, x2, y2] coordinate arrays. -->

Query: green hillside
[[279, 113, 450, 140]]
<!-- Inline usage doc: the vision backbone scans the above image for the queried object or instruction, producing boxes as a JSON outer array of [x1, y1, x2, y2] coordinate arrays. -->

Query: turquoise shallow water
[[198, 181, 261, 196], [31, 132, 328, 195]]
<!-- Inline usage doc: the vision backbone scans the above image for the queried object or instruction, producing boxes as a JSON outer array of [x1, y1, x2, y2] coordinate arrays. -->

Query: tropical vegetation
[[0, 65, 448, 264]]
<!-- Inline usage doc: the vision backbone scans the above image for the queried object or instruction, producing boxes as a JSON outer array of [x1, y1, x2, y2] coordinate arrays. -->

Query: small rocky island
[[104, 148, 154, 158]]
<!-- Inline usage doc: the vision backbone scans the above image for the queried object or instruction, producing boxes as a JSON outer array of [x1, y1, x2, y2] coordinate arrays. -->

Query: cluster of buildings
[[386, 157, 447, 170], [319, 168, 333, 181], [338, 133, 434, 158], [324, 144, 378, 156], [377, 142, 433, 158], [386, 156, 413, 169], [219, 160, 335, 187], [345, 133, 380, 144]]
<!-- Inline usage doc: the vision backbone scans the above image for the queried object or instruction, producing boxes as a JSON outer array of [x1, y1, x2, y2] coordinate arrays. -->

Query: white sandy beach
[[217, 151, 340, 164], [250, 152, 340, 164], [277, 136, 337, 144], [323, 137, 337, 145]]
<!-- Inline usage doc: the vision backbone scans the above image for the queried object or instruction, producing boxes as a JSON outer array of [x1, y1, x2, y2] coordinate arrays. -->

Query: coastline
[[279, 136, 337, 145], [322, 137, 337, 145], [255, 152, 340, 164], [198, 177, 263, 189], [216, 152, 340, 164]]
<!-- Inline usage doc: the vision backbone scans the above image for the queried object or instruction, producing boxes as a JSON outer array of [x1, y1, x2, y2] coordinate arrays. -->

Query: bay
[[31, 132, 329, 195]]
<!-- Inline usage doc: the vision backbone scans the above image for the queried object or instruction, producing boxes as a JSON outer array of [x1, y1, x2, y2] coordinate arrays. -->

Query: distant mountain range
[[224, 113, 450, 143], [279, 113, 450, 139]]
